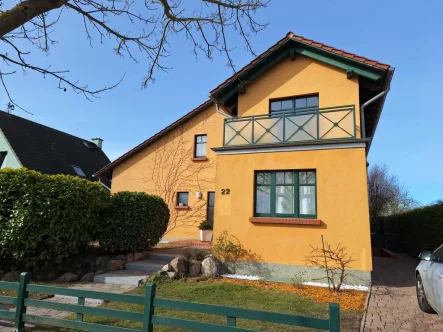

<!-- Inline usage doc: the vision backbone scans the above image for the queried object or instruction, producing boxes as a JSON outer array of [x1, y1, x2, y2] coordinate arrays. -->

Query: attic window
[[72, 165, 86, 177], [0, 152, 7, 168]]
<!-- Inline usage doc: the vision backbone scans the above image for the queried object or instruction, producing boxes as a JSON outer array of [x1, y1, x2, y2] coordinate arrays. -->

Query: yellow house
[[96, 32, 394, 285]]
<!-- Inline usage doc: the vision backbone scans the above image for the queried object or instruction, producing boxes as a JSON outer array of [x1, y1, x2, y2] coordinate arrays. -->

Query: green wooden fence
[[0, 272, 340, 331]]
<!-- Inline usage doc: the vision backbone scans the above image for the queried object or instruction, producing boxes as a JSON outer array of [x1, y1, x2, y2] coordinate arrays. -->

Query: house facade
[[96, 32, 394, 285]]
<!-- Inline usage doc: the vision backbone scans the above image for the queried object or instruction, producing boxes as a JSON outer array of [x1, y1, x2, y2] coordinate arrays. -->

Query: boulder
[[201, 257, 218, 277], [189, 261, 202, 277], [115, 254, 126, 261], [81, 272, 95, 282], [167, 271, 177, 279], [59, 273, 79, 282], [95, 256, 104, 267], [170, 257, 189, 276], [126, 253, 134, 263], [2, 271, 20, 282], [107, 260, 125, 271], [134, 252, 143, 261], [95, 270, 104, 276], [161, 264, 171, 272]]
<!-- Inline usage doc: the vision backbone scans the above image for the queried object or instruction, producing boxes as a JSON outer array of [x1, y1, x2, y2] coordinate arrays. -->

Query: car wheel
[[416, 274, 435, 313]]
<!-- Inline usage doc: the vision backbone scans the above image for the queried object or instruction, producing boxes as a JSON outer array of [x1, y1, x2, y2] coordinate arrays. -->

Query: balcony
[[223, 105, 357, 147]]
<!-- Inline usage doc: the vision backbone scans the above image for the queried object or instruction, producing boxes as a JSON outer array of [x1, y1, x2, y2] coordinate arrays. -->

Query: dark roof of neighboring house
[[95, 99, 213, 178], [0, 111, 110, 182], [95, 32, 393, 179]]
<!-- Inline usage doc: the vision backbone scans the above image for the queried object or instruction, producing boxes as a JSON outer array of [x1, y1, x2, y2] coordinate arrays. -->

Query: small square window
[[177, 192, 189, 206], [72, 165, 86, 177], [195, 135, 207, 158]]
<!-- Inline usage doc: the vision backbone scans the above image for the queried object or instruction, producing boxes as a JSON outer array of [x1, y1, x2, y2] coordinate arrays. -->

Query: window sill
[[191, 157, 208, 162], [175, 206, 190, 211], [249, 217, 321, 226]]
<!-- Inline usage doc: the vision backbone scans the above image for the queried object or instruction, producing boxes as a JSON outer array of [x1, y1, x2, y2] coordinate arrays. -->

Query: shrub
[[183, 248, 208, 261], [198, 220, 213, 230], [387, 201, 443, 256], [211, 230, 261, 262], [98, 191, 169, 253], [0, 168, 110, 269]]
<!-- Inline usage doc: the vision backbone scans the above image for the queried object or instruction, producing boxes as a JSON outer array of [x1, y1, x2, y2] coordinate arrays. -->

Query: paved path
[[0, 282, 136, 331], [363, 254, 443, 332]]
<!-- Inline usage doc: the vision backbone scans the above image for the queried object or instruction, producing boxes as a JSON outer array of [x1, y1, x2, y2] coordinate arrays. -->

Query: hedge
[[387, 201, 443, 256], [98, 191, 169, 253], [0, 168, 110, 269]]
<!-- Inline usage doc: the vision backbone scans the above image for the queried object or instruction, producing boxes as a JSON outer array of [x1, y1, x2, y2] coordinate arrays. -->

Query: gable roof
[[95, 100, 213, 178], [211, 32, 391, 103], [0, 111, 110, 181], [95, 32, 393, 179]]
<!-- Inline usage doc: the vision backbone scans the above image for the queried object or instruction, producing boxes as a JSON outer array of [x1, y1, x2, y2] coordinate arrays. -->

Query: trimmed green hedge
[[0, 168, 110, 268], [387, 201, 443, 256], [98, 191, 169, 253]]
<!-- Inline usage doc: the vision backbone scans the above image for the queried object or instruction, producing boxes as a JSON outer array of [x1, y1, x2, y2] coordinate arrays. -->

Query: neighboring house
[[0, 111, 110, 185], [96, 32, 394, 285]]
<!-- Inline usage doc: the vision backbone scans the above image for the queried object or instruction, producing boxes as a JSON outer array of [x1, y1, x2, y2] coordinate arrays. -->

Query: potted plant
[[198, 220, 213, 242]]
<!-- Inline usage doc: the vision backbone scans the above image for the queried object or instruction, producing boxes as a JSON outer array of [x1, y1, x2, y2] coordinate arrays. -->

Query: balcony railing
[[223, 105, 356, 147]]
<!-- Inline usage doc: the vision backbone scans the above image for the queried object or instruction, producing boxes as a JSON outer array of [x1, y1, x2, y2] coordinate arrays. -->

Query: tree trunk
[[0, 0, 67, 38]]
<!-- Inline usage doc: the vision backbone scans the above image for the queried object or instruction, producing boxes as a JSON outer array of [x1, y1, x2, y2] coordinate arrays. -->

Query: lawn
[[30, 279, 363, 332]]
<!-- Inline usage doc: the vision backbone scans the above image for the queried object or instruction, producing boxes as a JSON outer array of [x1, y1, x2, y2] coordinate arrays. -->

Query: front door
[[207, 192, 215, 223]]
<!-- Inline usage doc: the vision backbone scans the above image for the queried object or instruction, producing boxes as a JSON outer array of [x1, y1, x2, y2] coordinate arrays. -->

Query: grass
[[28, 279, 363, 332]]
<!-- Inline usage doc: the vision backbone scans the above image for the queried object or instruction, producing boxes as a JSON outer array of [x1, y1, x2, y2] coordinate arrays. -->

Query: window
[[194, 135, 207, 158], [270, 95, 319, 114], [72, 165, 86, 177], [177, 192, 189, 206], [0, 152, 7, 168], [254, 170, 317, 218]]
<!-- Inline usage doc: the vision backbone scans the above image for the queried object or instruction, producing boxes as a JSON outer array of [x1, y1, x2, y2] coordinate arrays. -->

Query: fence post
[[227, 316, 236, 327], [77, 297, 85, 322], [14, 272, 30, 332], [329, 303, 340, 332], [142, 283, 156, 332]]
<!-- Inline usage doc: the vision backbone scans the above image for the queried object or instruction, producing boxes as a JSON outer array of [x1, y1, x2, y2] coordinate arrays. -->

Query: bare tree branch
[[0, 0, 269, 111]]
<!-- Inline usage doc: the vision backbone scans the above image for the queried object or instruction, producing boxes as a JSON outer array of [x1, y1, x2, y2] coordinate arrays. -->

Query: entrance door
[[207, 192, 215, 223]]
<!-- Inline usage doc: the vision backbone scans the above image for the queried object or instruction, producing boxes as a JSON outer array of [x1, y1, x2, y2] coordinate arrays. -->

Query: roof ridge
[[94, 99, 213, 177], [0, 110, 97, 145]]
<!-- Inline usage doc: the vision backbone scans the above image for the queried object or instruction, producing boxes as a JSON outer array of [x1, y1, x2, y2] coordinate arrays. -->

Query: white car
[[416, 244, 443, 316]]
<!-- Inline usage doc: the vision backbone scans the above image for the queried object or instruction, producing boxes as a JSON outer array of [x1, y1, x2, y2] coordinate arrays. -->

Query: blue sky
[[1, 0, 442, 204]]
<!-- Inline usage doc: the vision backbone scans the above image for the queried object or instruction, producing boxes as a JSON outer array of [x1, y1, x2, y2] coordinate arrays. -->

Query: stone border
[[359, 283, 372, 332]]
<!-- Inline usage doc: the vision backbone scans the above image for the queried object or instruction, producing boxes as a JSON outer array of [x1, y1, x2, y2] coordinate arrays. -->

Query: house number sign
[[221, 189, 230, 195]]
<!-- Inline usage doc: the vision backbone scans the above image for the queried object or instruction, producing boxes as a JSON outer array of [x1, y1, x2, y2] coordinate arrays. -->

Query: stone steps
[[93, 270, 152, 286], [93, 252, 180, 286], [125, 259, 171, 273]]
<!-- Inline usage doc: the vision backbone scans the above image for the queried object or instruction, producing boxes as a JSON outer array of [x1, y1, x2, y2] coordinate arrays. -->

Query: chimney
[[91, 137, 104, 149]]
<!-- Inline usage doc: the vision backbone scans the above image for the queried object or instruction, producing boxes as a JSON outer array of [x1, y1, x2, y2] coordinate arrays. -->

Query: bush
[[98, 191, 169, 253], [387, 201, 443, 257], [211, 230, 261, 262], [0, 168, 110, 269]]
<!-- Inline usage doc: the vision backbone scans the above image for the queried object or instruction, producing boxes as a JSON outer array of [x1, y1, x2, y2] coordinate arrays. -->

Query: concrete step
[[93, 270, 151, 286], [125, 259, 170, 273], [149, 253, 180, 262]]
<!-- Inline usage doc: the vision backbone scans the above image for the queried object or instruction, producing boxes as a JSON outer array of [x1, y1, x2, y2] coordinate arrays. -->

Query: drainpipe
[[215, 102, 233, 118], [360, 68, 394, 139], [98, 177, 111, 191]]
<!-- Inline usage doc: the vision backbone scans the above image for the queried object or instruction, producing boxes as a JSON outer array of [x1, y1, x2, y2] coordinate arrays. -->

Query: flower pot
[[200, 229, 213, 242]]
